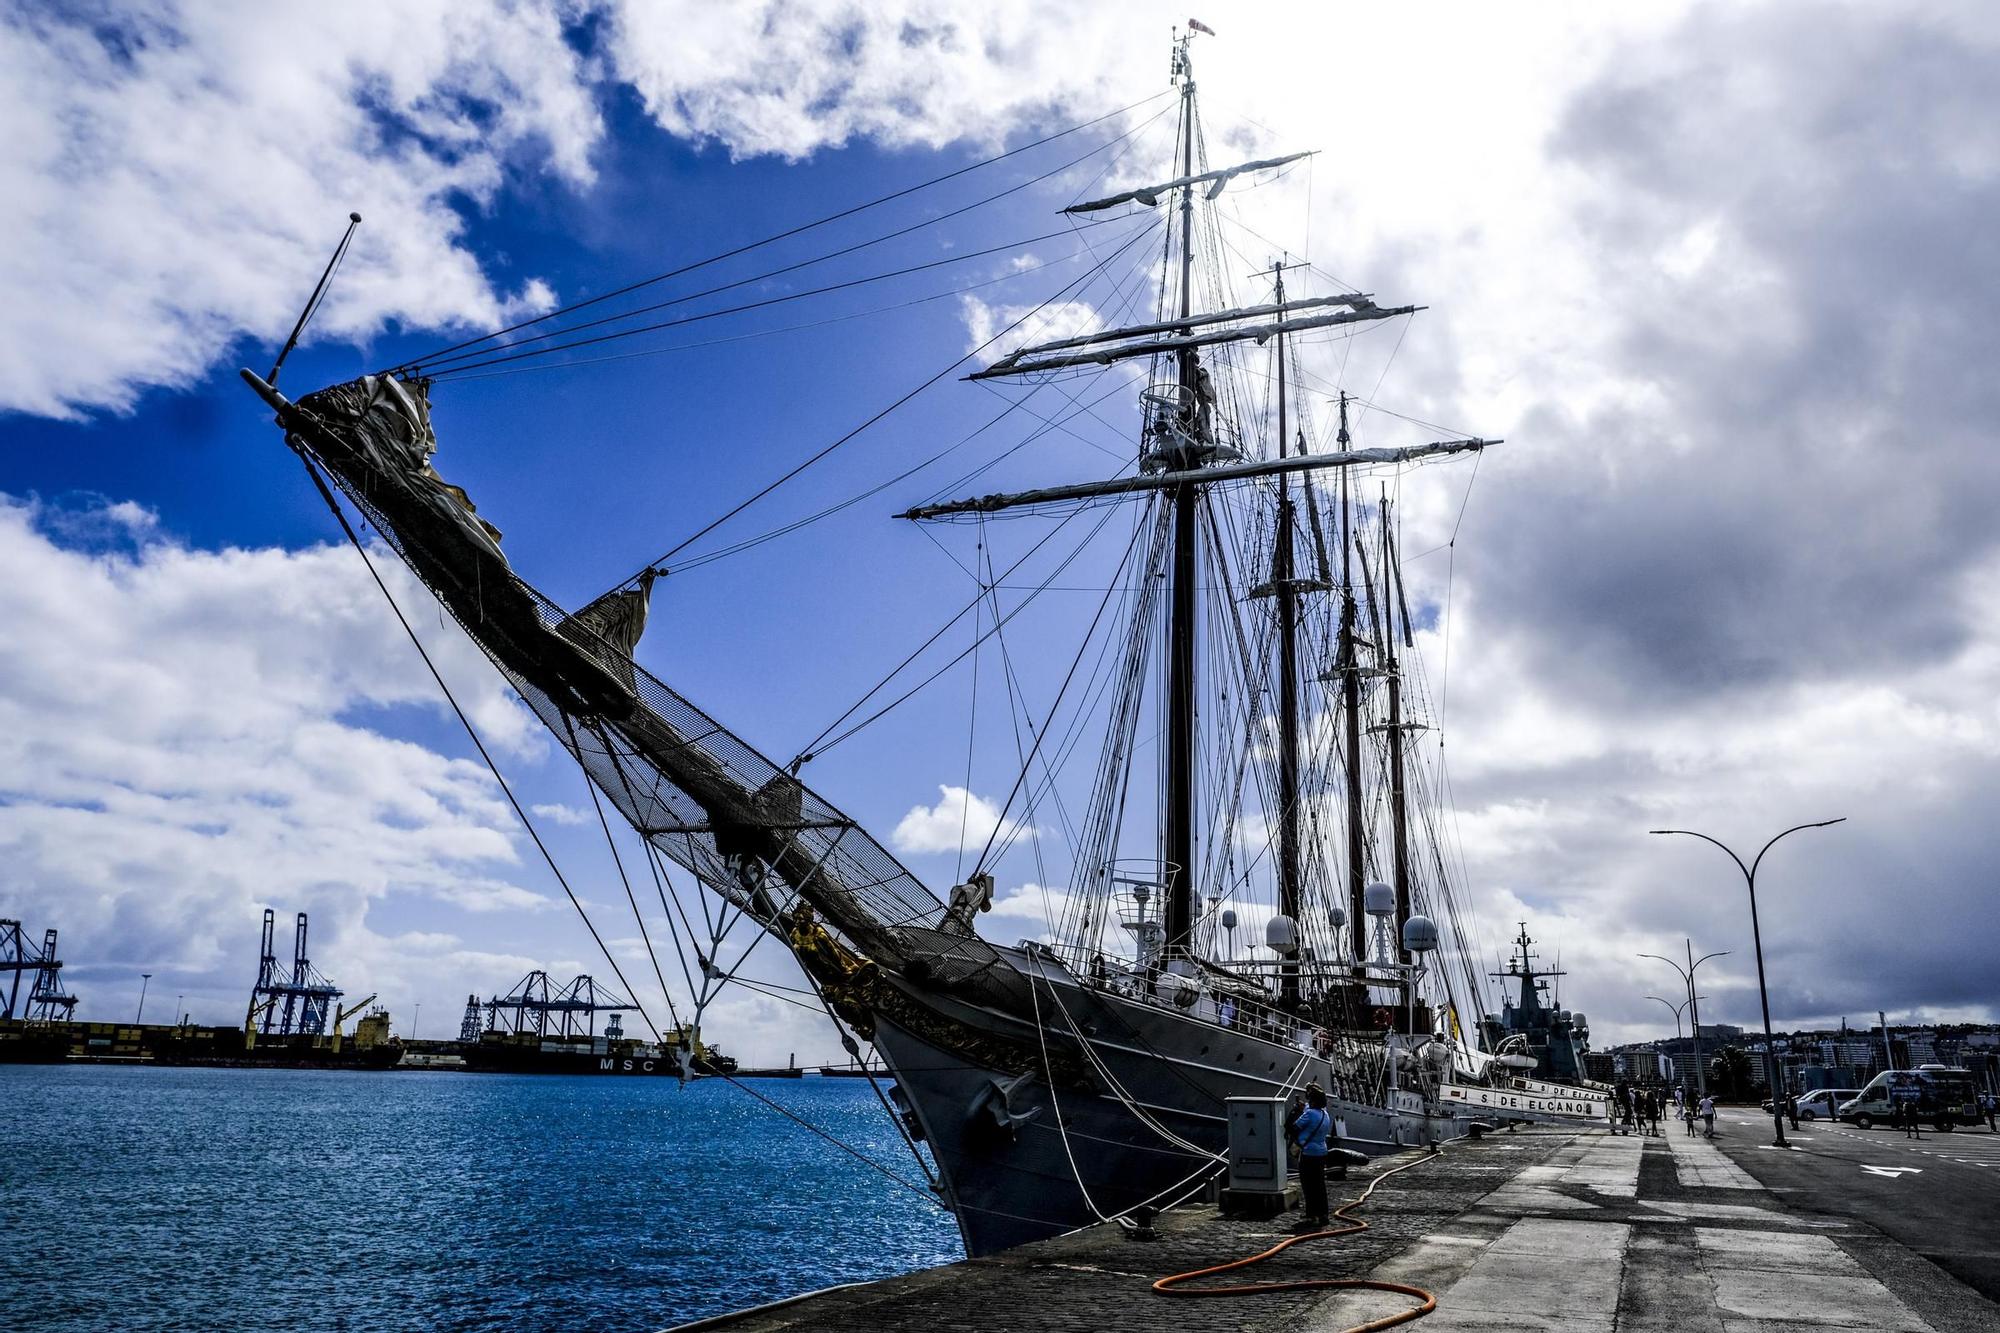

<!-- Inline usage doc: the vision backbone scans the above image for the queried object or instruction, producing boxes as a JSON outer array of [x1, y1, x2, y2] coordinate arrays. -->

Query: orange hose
[[1151, 1146, 1446, 1333]]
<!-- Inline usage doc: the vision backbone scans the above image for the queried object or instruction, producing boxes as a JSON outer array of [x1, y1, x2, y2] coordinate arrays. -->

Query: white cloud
[[889, 783, 1032, 857], [530, 802, 591, 826], [604, 1, 1146, 162], [958, 294, 1105, 358], [0, 2, 597, 417], [0, 493, 553, 1006]]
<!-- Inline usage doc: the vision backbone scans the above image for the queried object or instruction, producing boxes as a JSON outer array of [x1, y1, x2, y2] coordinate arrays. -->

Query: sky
[[2, 0, 1997, 1062]]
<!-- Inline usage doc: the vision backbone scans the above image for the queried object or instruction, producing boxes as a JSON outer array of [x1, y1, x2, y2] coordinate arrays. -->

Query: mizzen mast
[[1335, 395, 1368, 981]]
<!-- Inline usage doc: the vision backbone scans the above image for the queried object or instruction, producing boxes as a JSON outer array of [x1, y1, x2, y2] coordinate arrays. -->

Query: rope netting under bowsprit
[[309, 453, 956, 964]]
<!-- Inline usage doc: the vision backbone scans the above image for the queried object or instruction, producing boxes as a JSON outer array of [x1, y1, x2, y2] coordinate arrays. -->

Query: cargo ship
[[457, 1016, 739, 1077]]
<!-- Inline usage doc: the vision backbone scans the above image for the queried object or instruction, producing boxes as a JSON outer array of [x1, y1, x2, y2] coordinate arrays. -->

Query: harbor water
[[0, 1064, 960, 1331]]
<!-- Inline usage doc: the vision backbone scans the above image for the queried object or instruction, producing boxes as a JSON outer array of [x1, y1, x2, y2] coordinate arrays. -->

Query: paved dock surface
[[672, 1121, 2000, 1333], [1700, 1106, 2000, 1306]]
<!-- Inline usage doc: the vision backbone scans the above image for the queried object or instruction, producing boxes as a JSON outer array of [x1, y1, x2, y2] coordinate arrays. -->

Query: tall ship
[[240, 30, 1550, 1256]]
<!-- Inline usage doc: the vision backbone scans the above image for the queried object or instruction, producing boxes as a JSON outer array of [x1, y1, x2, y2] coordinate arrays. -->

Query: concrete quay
[[672, 1122, 2000, 1333]]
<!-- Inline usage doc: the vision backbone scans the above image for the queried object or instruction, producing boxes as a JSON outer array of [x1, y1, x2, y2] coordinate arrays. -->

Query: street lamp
[[137, 973, 152, 1024], [1647, 993, 1692, 1044], [1648, 992, 1696, 1088], [1640, 943, 1729, 1101], [1652, 818, 1846, 1148]]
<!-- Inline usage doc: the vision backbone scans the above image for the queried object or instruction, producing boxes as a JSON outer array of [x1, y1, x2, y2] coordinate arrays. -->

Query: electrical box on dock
[[1224, 1096, 1288, 1193]]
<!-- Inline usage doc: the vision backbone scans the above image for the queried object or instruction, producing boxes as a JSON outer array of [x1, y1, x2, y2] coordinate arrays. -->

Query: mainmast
[[904, 36, 1502, 988], [1163, 34, 1199, 957], [1272, 262, 1302, 1006]]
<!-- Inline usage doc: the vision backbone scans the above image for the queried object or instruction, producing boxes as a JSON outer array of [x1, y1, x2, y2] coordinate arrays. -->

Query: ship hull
[[867, 954, 1467, 1257], [461, 1044, 685, 1076]]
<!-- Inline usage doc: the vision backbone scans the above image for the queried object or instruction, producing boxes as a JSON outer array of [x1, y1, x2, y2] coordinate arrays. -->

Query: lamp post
[[1652, 818, 1846, 1148], [1647, 993, 1700, 1089], [1647, 993, 1691, 1045], [1641, 944, 1728, 1101], [136, 973, 152, 1024]]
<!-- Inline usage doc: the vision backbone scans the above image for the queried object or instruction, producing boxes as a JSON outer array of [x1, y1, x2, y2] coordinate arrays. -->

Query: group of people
[[1614, 1081, 1716, 1137], [1611, 1081, 1712, 1136]]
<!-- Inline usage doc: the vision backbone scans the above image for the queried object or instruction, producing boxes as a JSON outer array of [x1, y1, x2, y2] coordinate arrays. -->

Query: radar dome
[[1401, 915, 1440, 954], [1265, 914, 1299, 953], [1220, 908, 1238, 930], [1364, 881, 1395, 916]]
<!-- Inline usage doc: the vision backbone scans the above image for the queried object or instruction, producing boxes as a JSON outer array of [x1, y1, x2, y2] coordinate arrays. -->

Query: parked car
[[1793, 1088, 1859, 1120]]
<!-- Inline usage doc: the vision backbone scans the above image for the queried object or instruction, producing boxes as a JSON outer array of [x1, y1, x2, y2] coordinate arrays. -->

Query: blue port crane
[[483, 971, 634, 1040], [245, 908, 343, 1039], [1, 920, 78, 1022]]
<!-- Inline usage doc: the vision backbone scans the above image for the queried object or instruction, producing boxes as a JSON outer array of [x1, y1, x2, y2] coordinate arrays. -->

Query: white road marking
[[1860, 1165, 1922, 1178]]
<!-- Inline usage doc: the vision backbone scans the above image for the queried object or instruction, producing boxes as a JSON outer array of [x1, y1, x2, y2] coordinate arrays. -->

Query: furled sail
[[1062, 151, 1312, 213], [247, 370, 990, 982], [559, 569, 658, 692]]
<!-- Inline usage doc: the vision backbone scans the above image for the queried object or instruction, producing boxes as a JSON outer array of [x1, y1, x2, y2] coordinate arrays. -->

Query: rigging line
[[971, 510, 1146, 875], [591, 738, 708, 1001], [417, 215, 1131, 377], [1438, 450, 1480, 730], [722, 975, 831, 1015], [419, 98, 1174, 378], [795, 481, 1128, 763], [430, 237, 1096, 385], [708, 1068, 943, 1204], [957, 524, 985, 883], [573, 736, 684, 1032], [982, 524, 1138, 868], [1362, 314, 1414, 423], [636, 835, 704, 1022], [672, 363, 1139, 574], [270, 212, 361, 385], [388, 88, 1175, 371], [626, 219, 1166, 594], [906, 373, 1142, 516], [984, 532, 1106, 864], [812, 499, 1129, 762], [290, 451, 663, 1043]]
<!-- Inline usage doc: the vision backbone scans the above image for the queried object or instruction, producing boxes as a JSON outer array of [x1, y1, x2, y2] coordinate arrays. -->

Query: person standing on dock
[[1291, 1083, 1332, 1232], [1698, 1093, 1716, 1138]]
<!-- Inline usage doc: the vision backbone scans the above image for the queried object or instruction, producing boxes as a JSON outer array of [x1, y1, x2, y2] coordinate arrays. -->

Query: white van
[[1838, 1067, 1982, 1129]]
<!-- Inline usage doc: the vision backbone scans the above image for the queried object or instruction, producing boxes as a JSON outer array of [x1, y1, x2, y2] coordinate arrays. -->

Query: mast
[[1383, 493, 1411, 972], [1163, 34, 1199, 956], [1337, 394, 1367, 978], [1273, 262, 1302, 1006]]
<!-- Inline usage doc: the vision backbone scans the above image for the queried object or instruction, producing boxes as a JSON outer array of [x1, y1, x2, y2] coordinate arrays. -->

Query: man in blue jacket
[[1291, 1082, 1333, 1230]]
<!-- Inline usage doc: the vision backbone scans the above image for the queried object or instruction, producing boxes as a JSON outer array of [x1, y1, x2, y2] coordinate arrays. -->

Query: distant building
[[1819, 1039, 1874, 1068]]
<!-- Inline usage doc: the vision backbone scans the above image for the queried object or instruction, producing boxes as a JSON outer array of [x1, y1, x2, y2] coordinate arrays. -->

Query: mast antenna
[[269, 211, 362, 386]]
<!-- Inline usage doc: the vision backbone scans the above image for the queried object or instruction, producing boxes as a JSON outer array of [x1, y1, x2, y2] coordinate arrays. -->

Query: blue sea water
[[0, 1065, 961, 1331]]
